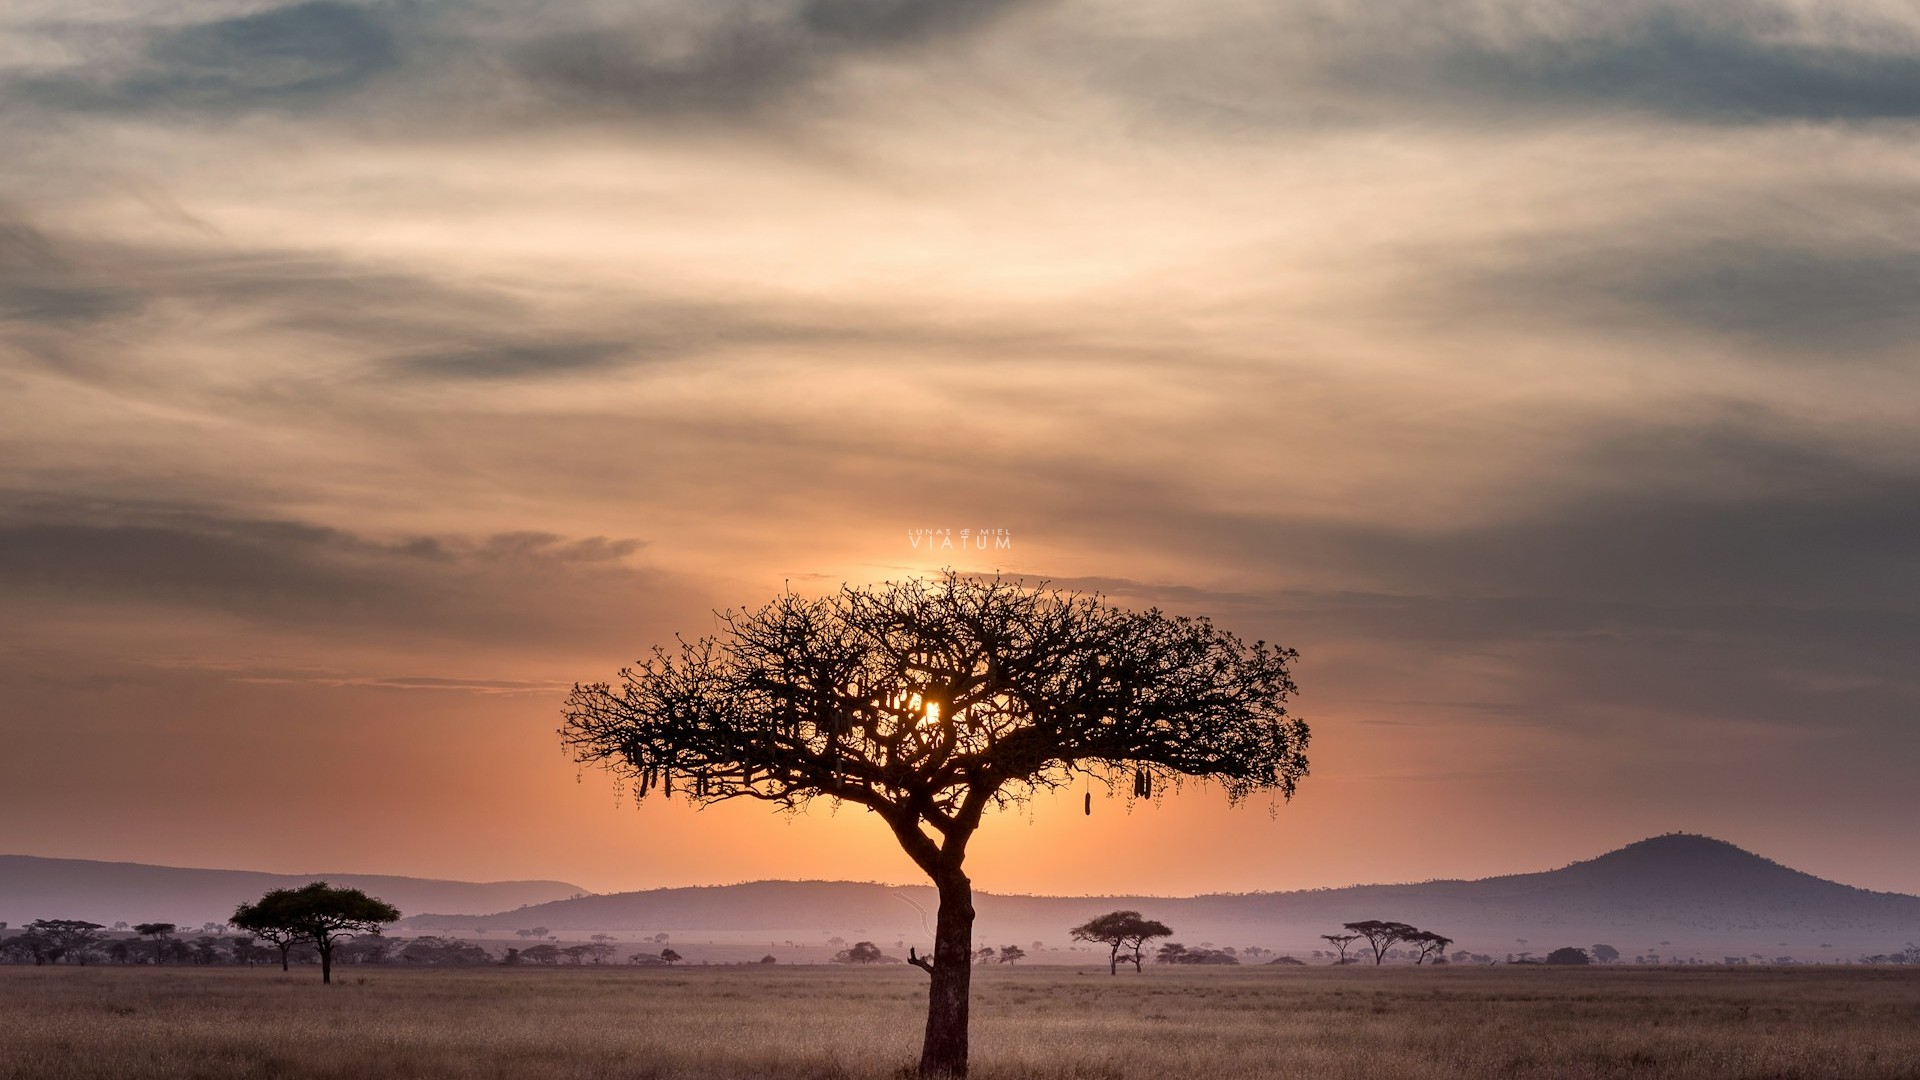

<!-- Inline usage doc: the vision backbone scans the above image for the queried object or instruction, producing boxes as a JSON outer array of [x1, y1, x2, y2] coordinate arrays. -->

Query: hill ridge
[[0, 854, 586, 927], [393, 834, 1920, 956]]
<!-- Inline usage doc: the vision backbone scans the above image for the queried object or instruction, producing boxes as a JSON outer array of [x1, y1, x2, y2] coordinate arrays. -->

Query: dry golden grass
[[3, 964, 1918, 1079]]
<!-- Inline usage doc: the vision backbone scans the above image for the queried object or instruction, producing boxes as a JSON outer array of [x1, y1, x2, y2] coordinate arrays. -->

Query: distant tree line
[[0, 922, 693, 971], [17, 902, 1904, 977], [1156, 943, 1240, 965], [0, 922, 498, 969]]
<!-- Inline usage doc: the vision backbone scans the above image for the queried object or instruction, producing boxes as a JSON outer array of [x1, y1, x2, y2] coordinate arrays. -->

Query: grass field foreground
[[3, 964, 1918, 1079]]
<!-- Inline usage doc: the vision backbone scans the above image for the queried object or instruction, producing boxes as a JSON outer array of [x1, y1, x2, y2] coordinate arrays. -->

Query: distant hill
[[0, 856, 585, 927], [400, 835, 1920, 957]]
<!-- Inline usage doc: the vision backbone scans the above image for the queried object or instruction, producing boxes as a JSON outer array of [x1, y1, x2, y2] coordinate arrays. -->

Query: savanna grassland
[[3, 964, 1917, 1080]]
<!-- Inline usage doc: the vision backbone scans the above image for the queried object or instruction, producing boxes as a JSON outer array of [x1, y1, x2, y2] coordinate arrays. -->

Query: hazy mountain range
[[9, 836, 1917, 958], [0, 856, 583, 927], [396, 835, 1920, 957]]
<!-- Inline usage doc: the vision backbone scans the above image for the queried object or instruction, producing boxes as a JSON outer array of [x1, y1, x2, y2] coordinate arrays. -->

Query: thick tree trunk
[[919, 874, 974, 1078], [279, 944, 290, 972], [1108, 943, 1119, 976], [320, 943, 333, 985]]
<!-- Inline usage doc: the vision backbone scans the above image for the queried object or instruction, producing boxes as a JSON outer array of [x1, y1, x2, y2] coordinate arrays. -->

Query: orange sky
[[3, 0, 1920, 898]]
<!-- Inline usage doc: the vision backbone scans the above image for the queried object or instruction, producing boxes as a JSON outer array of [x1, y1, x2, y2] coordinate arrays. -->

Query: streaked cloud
[[9, 1, 398, 115], [2, 0, 1918, 894], [0, 495, 676, 648]]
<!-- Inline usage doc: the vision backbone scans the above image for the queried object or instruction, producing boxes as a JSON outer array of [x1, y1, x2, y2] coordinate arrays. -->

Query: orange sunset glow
[[4, 0, 1920, 905]]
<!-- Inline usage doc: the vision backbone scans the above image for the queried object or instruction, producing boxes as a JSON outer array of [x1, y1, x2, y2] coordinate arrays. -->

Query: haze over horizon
[[4, 0, 1919, 898]]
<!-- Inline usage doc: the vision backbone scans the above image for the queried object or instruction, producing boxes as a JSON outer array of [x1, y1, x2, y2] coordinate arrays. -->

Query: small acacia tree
[[22, 920, 104, 965], [232, 882, 399, 985], [133, 923, 177, 966], [1345, 920, 1419, 965], [1408, 930, 1453, 965], [1070, 911, 1175, 975], [562, 573, 1309, 1077], [1320, 932, 1361, 965]]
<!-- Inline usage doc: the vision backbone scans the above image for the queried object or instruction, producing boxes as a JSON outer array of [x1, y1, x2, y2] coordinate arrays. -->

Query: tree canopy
[[1407, 930, 1454, 965], [13, 920, 105, 965], [1070, 910, 1176, 975], [562, 573, 1308, 1077], [1320, 932, 1362, 965], [837, 941, 887, 964], [232, 882, 399, 985], [562, 574, 1308, 825], [133, 923, 177, 966], [1344, 920, 1420, 965]]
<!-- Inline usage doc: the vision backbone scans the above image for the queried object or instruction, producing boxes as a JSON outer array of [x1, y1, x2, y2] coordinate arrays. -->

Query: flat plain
[[3, 964, 1917, 1079]]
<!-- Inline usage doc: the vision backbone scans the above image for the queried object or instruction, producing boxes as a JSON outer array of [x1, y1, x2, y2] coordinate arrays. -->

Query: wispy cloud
[[0, 494, 674, 649], [4, 0, 1920, 892], [9, 1, 398, 116]]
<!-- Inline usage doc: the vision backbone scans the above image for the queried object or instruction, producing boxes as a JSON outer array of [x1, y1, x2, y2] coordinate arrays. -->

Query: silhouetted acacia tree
[[1591, 944, 1620, 964], [22, 920, 105, 965], [1545, 947, 1591, 965], [1344, 921, 1419, 965], [232, 882, 399, 985], [998, 945, 1024, 965], [659, 948, 682, 966], [1320, 932, 1361, 965], [1071, 911, 1175, 975], [1408, 930, 1452, 965], [133, 923, 177, 966], [562, 574, 1309, 1078], [241, 921, 302, 971]]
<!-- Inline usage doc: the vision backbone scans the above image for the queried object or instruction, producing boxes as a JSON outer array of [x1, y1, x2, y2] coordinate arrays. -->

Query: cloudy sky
[[3, 0, 1918, 899]]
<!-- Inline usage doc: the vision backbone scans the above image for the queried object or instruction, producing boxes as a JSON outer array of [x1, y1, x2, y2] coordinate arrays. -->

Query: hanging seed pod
[[1084, 792, 1091, 816]]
